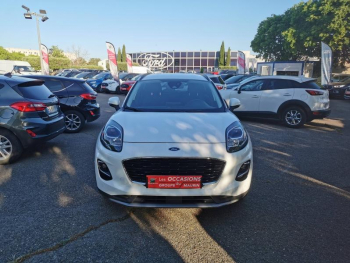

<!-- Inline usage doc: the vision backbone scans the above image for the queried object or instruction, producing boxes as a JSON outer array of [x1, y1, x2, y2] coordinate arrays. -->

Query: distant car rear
[[0, 75, 65, 164]]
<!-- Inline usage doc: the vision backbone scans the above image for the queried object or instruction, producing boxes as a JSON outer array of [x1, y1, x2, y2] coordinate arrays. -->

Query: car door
[[232, 79, 266, 112], [259, 79, 295, 113]]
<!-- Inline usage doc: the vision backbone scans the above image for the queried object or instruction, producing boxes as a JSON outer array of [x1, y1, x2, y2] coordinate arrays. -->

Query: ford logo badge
[[169, 147, 180, 151]]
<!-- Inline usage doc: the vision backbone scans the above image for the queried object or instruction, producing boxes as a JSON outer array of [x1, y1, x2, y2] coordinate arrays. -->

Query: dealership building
[[128, 50, 259, 73]]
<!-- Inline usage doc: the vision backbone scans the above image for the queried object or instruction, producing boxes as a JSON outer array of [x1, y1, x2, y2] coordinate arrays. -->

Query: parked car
[[56, 69, 80, 77], [86, 72, 113, 92], [207, 74, 226, 90], [344, 85, 350, 99], [221, 74, 236, 81], [101, 73, 139, 94], [324, 75, 350, 99], [0, 74, 65, 164], [119, 74, 144, 94], [220, 76, 331, 128], [0, 60, 39, 76], [225, 74, 256, 89], [95, 73, 252, 207], [25, 75, 100, 133], [65, 71, 81, 78]]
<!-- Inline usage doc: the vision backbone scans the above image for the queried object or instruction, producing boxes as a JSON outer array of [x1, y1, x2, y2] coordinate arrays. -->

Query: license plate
[[46, 105, 58, 116], [147, 175, 202, 189]]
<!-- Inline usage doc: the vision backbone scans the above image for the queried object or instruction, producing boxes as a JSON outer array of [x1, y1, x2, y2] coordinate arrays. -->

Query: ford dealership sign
[[137, 52, 174, 69]]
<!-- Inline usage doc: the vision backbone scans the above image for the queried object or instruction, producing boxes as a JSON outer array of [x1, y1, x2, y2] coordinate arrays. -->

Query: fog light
[[236, 160, 251, 181], [97, 159, 112, 180]]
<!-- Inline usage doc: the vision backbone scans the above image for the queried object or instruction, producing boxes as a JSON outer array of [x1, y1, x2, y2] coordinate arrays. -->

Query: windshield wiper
[[124, 106, 143, 112]]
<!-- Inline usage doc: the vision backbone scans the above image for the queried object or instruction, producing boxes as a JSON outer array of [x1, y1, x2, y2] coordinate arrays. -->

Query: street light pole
[[22, 5, 49, 74], [35, 15, 44, 74]]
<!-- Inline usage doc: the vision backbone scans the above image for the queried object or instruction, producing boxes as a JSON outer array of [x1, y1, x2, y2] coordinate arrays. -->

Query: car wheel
[[282, 106, 306, 128], [64, 110, 85, 133], [0, 129, 23, 165], [115, 86, 121, 94], [96, 85, 102, 93]]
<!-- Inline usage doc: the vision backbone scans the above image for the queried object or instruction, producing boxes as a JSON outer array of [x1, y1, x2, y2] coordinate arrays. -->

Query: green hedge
[[219, 66, 237, 70], [70, 65, 103, 70], [23, 56, 71, 71]]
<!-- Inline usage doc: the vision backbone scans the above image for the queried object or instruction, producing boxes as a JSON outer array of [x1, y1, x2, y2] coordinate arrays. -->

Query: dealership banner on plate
[[237, 51, 245, 74], [106, 42, 119, 80], [126, 54, 133, 73], [40, 44, 49, 75], [321, 42, 332, 86]]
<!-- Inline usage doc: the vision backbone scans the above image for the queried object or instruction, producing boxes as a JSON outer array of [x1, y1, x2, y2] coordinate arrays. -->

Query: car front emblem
[[169, 147, 180, 151]]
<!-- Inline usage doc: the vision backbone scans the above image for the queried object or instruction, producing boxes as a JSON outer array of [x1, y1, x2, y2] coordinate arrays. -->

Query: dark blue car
[[86, 72, 112, 92]]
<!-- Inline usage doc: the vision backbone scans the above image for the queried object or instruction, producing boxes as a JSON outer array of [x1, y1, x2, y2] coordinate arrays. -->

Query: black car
[[0, 74, 65, 164], [25, 75, 100, 133]]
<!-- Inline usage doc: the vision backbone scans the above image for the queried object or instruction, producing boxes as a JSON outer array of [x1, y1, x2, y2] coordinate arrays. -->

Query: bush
[[219, 66, 237, 70], [23, 56, 71, 71], [70, 65, 103, 70]]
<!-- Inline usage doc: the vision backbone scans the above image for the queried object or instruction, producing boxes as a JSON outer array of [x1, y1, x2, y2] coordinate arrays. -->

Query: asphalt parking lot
[[1, 94, 349, 263]]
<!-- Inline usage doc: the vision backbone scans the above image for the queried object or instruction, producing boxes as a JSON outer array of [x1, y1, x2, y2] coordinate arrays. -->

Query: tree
[[117, 48, 122, 62], [251, 0, 350, 66], [122, 45, 126, 62], [0, 47, 10, 59], [0, 46, 26, 60], [50, 46, 66, 58], [219, 41, 225, 67], [68, 45, 89, 65], [226, 47, 231, 66], [88, 58, 101, 66]]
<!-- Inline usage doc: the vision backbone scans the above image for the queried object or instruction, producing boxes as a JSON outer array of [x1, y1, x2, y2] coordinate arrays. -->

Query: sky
[[0, 0, 303, 60]]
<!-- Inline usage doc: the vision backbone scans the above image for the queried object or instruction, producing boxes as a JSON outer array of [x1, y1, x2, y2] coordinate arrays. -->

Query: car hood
[[110, 111, 238, 143]]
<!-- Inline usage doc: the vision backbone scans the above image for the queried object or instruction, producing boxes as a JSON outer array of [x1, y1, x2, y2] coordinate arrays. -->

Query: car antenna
[[4, 72, 12, 78]]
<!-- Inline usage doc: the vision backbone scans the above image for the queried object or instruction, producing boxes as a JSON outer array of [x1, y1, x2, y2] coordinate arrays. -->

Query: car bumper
[[95, 136, 253, 207], [83, 104, 101, 122], [13, 114, 66, 148], [311, 109, 331, 119]]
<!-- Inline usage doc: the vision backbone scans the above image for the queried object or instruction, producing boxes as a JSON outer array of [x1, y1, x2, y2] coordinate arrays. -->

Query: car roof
[[24, 75, 85, 83], [142, 73, 208, 81], [243, 75, 316, 83], [0, 74, 42, 87]]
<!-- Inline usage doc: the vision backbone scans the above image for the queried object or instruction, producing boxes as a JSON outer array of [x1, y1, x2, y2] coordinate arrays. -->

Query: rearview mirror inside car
[[229, 98, 241, 111], [108, 97, 120, 111]]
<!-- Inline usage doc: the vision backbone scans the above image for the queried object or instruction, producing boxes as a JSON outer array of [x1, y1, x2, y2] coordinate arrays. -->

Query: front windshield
[[225, 75, 244, 84], [74, 72, 88, 78], [14, 66, 35, 72], [131, 75, 142, 81], [124, 79, 225, 112], [92, 73, 107, 79]]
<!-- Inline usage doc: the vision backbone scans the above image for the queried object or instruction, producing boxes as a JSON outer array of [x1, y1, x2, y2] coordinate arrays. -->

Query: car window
[[240, 80, 265, 91], [16, 83, 53, 100], [263, 79, 293, 90], [299, 81, 323, 89], [125, 79, 225, 112], [226, 75, 244, 84], [43, 79, 65, 93]]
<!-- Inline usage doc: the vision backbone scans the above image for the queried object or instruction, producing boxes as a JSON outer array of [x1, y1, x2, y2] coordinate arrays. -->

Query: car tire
[[96, 85, 102, 93], [64, 110, 86, 133], [115, 86, 121, 94], [0, 129, 23, 165], [282, 106, 306, 128]]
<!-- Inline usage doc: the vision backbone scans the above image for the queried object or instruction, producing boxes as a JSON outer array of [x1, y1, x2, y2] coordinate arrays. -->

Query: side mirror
[[229, 98, 241, 111], [108, 97, 120, 111]]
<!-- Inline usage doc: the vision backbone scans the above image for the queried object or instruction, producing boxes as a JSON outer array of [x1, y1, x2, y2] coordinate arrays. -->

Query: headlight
[[334, 85, 345, 88], [100, 120, 123, 152], [226, 121, 248, 153]]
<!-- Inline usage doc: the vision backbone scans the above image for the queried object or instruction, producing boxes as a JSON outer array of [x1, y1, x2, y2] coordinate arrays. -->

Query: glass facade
[[131, 51, 238, 73]]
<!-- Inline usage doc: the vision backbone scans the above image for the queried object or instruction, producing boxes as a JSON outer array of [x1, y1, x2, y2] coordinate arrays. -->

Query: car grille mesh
[[122, 158, 226, 185]]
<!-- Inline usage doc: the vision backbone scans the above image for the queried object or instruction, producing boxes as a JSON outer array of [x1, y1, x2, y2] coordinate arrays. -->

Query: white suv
[[220, 76, 331, 128]]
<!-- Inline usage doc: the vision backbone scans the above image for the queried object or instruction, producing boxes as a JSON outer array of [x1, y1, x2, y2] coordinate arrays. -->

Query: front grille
[[123, 158, 226, 185]]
